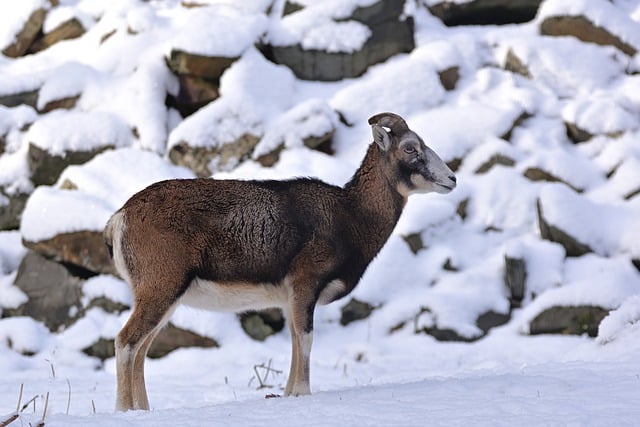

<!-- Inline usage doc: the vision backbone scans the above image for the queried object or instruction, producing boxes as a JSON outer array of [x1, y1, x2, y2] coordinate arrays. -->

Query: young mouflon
[[104, 112, 456, 411]]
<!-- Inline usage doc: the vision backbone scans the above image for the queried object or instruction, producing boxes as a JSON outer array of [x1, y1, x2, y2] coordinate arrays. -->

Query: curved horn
[[368, 112, 409, 134]]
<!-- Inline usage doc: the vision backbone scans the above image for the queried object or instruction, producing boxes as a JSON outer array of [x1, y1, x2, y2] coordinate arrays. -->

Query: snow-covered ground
[[1, 0, 640, 425]]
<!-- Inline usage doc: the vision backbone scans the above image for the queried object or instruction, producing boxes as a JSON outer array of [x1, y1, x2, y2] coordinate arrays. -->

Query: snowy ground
[[2, 0, 640, 425]]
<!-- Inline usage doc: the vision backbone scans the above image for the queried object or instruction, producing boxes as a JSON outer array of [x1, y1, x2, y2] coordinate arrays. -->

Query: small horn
[[368, 112, 409, 134]]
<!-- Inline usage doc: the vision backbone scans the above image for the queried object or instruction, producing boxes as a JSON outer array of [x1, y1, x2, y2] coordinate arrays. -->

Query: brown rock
[[166, 75, 220, 117], [438, 66, 460, 91], [475, 154, 515, 174], [39, 94, 80, 113], [23, 230, 116, 276], [504, 48, 531, 78], [536, 199, 592, 257], [540, 15, 636, 56], [2, 9, 46, 57], [166, 49, 236, 80], [524, 167, 581, 193], [169, 133, 260, 177], [29, 18, 85, 53]]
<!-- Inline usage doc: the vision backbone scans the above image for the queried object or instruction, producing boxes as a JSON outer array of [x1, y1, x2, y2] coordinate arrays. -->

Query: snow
[[26, 110, 131, 156], [1, 0, 640, 425]]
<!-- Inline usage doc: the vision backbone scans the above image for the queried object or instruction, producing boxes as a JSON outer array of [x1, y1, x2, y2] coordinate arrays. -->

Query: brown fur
[[105, 112, 456, 410]]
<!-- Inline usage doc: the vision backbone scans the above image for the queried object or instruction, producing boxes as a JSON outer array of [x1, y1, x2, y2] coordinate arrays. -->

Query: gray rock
[[428, 0, 543, 26], [540, 15, 636, 56], [266, 1, 414, 81], [7, 251, 83, 332], [340, 298, 375, 326], [504, 256, 526, 308], [529, 305, 608, 337], [240, 308, 285, 341], [83, 323, 219, 360], [536, 199, 592, 257], [0, 190, 28, 231], [477, 310, 510, 333], [28, 142, 113, 186], [0, 90, 39, 109]]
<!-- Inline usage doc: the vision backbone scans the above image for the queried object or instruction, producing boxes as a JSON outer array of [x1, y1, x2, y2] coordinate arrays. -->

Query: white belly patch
[[180, 278, 289, 312]]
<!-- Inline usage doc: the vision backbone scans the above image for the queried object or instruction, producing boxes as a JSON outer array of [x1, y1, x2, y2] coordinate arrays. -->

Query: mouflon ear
[[371, 124, 392, 151]]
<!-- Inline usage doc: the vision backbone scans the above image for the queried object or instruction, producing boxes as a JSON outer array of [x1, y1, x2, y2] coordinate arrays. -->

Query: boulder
[[0, 190, 29, 231], [340, 298, 375, 326], [428, 0, 543, 26], [2, 8, 46, 58], [240, 309, 285, 341], [22, 230, 116, 276], [540, 15, 636, 56], [475, 154, 515, 174], [266, 0, 414, 81], [165, 50, 236, 116], [477, 310, 510, 333], [28, 142, 113, 186], [504, 256, 526, 308], [83, 323, 219, 360], [438, 66, 460, 91], [29, 17, 86, 53], [0, 90, 39, 109], [524, 167, 581, 192], [7, 251, 84, 332], [169, 133, 260, 177], [529, 305, 608, 337], [39, 94, 80, 114], [504, 48, 531, 78], [536, 199, 592, 257]]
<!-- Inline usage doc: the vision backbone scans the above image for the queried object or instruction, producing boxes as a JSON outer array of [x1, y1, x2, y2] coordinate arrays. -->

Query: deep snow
[[1, 0, 640, 425]]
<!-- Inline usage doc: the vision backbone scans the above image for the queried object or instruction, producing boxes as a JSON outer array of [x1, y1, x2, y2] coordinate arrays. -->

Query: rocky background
[[1, 0, 639, 361]]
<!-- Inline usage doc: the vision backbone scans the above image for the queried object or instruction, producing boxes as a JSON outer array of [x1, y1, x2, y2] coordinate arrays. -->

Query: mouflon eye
[[403, 145, 417, 154]]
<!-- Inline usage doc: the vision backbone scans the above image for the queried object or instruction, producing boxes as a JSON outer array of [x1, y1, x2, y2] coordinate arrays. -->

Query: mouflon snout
[[368, 112, 457, 195]]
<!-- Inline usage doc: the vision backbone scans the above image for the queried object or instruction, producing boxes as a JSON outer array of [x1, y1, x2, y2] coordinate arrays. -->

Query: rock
[[266, 0, 414, 81], [540, 15, 637, 56], [168, 133, 260, 177], [165, 50, 236, 116], [166, 49, 236, 80], [475, 154, 515, 174], [240, 308, 285, 341], [565, 122, 593, 144], [0, 191, 29, 231], [22, 230, 116, 276], [536, 199, 592, 257], [529, 305, 609, 337], [438, 66, 460, 91], [83, 323, 219, 360], [2, 8, 46, 58], [147, 323, 219, 359], [39, 94, 80, 114], [402, 233, 424, 255], [29, 17, 86, 53], [428, 0, 543, 26], [504, 256, 526, 308], [0, 90, 39, 109], [7, 251, 83, 332], [524, 167, 581, 193], [166, 75, 220, 117], [340, 298, 375, 326], [28, 142, 113, 186], [476, 310, 510, 333], [504, 48, 531, 78]]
